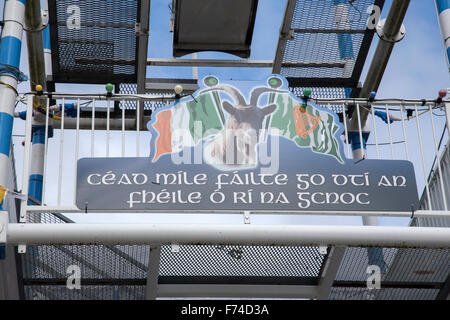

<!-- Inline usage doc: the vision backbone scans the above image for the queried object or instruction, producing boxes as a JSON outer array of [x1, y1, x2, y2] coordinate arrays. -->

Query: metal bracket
[[135, 23, 149, 36], [171, 244, 180, 253], [319, 246, 328, 255], [24, 10, 50, 33], [243, 211, 251, 224], [281, 28, 295, 40], [41, 9, 49, 28], [376, 19, 406, 43], [17, 245, 26, 254]]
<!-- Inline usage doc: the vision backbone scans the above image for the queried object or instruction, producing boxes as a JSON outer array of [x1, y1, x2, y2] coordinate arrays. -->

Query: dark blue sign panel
[[76, 75, 420, 212], [76, 139, 419, 212]]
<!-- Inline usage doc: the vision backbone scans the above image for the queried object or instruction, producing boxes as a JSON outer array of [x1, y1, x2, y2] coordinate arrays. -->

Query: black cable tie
[[406, 109, 413, 119], [354, 156, 366, 164], [85, 202, 88, 214], [421, 99, 426, 106], [410, 204, 415, 219]]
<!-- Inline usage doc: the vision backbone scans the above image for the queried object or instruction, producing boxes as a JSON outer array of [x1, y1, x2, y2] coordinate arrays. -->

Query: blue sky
[[4, 0, 450, 226]]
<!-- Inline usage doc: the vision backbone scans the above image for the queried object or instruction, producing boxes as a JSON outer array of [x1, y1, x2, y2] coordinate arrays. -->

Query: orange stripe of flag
[[152, 109, 173, 162]]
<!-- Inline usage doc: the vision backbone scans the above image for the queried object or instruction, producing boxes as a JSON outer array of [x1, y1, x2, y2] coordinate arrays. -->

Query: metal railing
[[15, 93, 450, 221]]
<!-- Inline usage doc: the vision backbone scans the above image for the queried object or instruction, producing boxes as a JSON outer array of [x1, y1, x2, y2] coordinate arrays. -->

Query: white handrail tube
[[5, 224, 450, 248]]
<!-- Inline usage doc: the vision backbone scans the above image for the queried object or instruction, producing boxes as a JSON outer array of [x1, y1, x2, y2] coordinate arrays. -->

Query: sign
[[76, 75, 419, 212]]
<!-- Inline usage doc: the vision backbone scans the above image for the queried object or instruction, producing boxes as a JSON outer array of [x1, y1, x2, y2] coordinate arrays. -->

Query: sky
[[4, 0, 450, 226]]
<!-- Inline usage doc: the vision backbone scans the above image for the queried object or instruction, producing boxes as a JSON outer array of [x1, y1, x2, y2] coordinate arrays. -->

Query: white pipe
[[91, 99, 96, 157], [38, 94, 440, 105], [415, 104, 433, 210], [122, 100, 125, 157], [57, 98, 65, 206], [5, 224, 450, 248], [106, 99, 110, 157], [370, 105, 380, 159], [385, 103, 395, 159], [429, 103, 448, 211], [19, 95, 34, 222], [342, 103, 351, 158], [0, 0, 26, 214], [399, 104, 410, 160], [21, 206, 450, 218]]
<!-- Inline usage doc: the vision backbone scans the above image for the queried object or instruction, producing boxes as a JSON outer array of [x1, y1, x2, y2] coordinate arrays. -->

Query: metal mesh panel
[[26, 212, 70, 224], [336, 247, 450, 283], [290, 0, 374, 30], [282, 33, 364, 78], [329, 287, 440, 300], [117, 84, 351, 114], [159, 245, 324, 278], [22, 245, 149, 280], [49, 0, 139, 83], [24, 285, 145, 300], [290, 86, 351, 114], [119, 83, 172, 111], [281, 0, 382, 86]]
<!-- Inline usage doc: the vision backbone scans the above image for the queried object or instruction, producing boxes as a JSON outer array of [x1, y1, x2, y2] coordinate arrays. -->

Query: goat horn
[[199, 85, 246, 106], [249, 88, 287, 107]]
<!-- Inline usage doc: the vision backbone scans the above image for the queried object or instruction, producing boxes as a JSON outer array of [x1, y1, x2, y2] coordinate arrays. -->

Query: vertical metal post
[[342, 104, 351, 158], [317, 246, 346, 300], [91, 99, 96, 157], [429, 104, 448, 210], [445, 101, 450, 136], [145, 245, 161, 300], [42, 0, 52, 78], [57, 99, 65, 206], [272, 0, 296, 74], [415, 104, 433, 210], [136, 0, 151, 130], [25, 0, 49, 212], [106, 99, 110, 157], [399, 104, 410, 160], [0, 0, 26, 211], [435, 0, 450, 72], [370, 106, 380, 159], [384, 104, 395, 159], [19, 95, 35, 223], [192, 52, 198, 80]]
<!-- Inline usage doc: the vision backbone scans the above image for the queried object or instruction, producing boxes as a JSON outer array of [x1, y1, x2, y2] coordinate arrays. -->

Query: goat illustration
[[199, 78, 287, 167]]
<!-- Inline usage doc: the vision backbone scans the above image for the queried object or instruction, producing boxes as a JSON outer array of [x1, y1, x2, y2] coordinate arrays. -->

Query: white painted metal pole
[[19, 95, 35, 223], [342, 104, 351, 158], [435, 0, 450, 72], [91, 99, 95, 157], [399, 104, 410, 160], [0, 0, 26, 212], [370, 105, 380, 159], [385, 104, 395, 159], [6, 224, 450, 248]]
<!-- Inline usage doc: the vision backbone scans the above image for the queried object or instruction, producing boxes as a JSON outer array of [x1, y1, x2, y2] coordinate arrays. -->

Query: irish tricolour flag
[[151, 92, 224, 162], [150, 90, 344, 164], [270, 93, 344, 163]]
